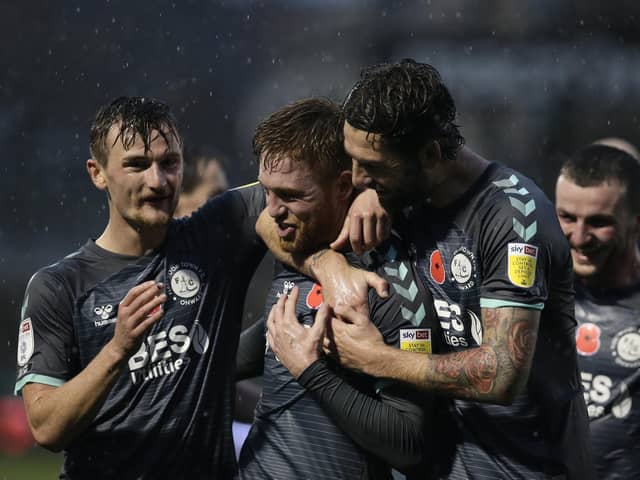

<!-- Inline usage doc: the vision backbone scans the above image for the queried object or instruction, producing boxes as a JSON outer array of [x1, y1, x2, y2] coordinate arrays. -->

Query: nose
[[352, 159, 372, 189], [146, 162, 167, 190], [266, 193, 286, 219]]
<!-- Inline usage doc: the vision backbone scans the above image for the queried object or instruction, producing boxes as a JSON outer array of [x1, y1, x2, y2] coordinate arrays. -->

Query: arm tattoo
[[426, 307, 539, 402], [310, 248, 329, 270]]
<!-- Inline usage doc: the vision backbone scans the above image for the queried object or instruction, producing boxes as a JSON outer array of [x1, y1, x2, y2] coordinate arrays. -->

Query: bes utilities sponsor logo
[[507, 242, 538, 288], [434, 299, 482, 348], [128, 321, 210, 384], [400, 328, 432, 354], [168, 262, 206, 306], [581, 371, 632, 419]]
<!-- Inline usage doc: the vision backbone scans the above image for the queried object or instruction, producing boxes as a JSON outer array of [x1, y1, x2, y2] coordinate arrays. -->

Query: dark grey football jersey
[[575, 282, 640, 479], [403, 163, 593, 479], [15, 184, 265, 479], [239, 244, 443, 480]]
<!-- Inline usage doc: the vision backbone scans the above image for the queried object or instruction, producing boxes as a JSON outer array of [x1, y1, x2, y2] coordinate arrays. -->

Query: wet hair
[[343, 58, 464, 161], [181, 144, 226, 194], [253, 98, 350, 181], [560, 144, 640, 214], [89, 96, 181, 165]]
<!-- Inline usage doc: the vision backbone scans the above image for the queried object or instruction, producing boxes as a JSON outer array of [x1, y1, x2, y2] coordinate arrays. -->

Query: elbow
[[30, 426, 68, 452]]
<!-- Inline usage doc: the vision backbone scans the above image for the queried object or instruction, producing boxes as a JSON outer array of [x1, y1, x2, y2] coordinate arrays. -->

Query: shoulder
[[27, 244, 93, 293]]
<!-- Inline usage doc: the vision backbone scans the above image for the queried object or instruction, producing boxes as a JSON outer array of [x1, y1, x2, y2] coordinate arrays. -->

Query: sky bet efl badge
[[400, 328, 432, 354], [507, 243, 538, 288]]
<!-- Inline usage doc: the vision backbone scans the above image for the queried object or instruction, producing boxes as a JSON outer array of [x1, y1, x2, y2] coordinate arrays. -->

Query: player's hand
[[267, 287, 328, 379], [324, 304, 385, 373], [312, 250, 388, 314], [330, 188, 391, 255], [109, 281, 166, 360]]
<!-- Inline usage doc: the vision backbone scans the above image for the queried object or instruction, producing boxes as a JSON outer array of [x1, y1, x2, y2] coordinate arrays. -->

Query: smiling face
[[90, 123, 183, 232], [343, 121, 427, 212], [259, 154, 350, 254], [555, 174, 637, 287]]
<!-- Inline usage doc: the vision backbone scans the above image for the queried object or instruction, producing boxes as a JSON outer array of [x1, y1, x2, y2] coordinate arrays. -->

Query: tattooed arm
[[327, 306, 540, 404]]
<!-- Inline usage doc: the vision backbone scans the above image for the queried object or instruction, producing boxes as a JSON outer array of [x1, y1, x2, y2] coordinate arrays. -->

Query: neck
[[424, 147, 490, 208], [96, 217, 167, 257]]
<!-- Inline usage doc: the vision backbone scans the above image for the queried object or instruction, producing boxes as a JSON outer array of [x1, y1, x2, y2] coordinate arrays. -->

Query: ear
[[87, 158, 108, 191], [419, 140, 441, 169], [336, 170, 354, 201]]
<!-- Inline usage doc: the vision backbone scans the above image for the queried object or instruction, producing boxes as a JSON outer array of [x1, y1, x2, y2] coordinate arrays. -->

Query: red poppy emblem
[[430, 250, 445, 284], [576, 323, 601, 356], [306, 283, 323, 309]]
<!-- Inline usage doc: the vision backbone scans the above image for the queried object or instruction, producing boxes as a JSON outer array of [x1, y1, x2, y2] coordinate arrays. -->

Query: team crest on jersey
[[611, 327, 640, 368], [17, 318, 34, 367], [429, 250, 446, 284], [575, 323, 601, 356], [306, 283, 323, 309], [168, 262, 206, 306], [507, 243, 537, 288], [450, 247, 476, 290]]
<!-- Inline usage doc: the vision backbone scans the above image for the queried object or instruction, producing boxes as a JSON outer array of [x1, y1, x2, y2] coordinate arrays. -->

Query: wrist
[[103, 340, 130, 370], [309, 248, 344, 281], [361, 342, 395, 377], [291, 352, 321, 379]]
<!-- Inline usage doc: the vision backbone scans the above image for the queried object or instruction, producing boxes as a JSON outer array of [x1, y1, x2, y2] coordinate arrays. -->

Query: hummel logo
[[94, 304, 114, 320]]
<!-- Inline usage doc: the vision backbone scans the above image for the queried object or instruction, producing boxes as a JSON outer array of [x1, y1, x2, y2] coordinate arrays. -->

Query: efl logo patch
[[400, 328, 432, 354], [576, 323, 601, 356], [17, 318, 34, 367], [306, 283, 323, 309], [507, 243, 538, 288]]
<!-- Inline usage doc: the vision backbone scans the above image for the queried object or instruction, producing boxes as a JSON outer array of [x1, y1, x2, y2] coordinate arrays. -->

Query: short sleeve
[[15, 270, 76, 394], [478, 190, 554, 311]]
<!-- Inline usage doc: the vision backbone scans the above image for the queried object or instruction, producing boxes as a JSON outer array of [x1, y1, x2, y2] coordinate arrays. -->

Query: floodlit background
[[1, 1, 640, 476]]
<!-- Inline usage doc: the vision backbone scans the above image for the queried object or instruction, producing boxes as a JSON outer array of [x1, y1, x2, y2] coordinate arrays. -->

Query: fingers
[[376, 213, 391, 245], [266, 303, 277, 349], [283, 286, 299, 319], [365, 271, 389, 298], [334, 304, 369, 326], [349, 213, 365, 255], [130, 297, 165, 337], [330, 218, 350, 251], [120, 281, 161, 307], [361, 214, 376, 252], [311, 303, 330, 339]]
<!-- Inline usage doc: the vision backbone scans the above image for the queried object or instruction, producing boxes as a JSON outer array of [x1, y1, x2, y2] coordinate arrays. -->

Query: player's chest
[[409, 224, 483, 349]]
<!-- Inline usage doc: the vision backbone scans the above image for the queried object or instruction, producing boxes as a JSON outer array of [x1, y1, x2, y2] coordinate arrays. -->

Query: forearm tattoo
[[429, 308, 538, 401]]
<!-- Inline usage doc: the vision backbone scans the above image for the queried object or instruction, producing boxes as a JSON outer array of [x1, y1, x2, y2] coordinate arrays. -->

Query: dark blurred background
[[1, 0, 640, 471]]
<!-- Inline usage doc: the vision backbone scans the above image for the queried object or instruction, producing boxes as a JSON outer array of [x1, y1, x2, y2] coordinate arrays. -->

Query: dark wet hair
[[89, 96, 181, 165], [253, 98, 350, 182], [343, 58, 464, 161], [560, 144, 640, 214]]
